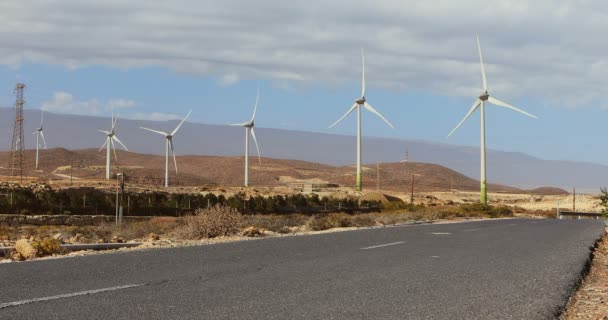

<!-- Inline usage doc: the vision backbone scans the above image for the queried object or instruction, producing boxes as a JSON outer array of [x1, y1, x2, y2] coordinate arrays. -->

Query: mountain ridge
[[0, 107, 605, 191]]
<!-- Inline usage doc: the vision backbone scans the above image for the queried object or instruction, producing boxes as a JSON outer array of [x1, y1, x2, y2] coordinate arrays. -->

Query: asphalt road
[[0, 219, 605, 320]]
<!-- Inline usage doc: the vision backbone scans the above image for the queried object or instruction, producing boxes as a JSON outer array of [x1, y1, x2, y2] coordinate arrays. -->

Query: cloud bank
[[1, 1, 607, 107]]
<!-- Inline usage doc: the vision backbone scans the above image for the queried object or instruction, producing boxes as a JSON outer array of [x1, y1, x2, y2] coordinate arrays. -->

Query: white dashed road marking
[[360, 242, 404, 250], [431, 232, 451, 235], [0, 284, 143, 309]]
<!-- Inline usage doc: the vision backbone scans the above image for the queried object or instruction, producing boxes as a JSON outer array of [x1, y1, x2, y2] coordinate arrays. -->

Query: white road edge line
[[360, 241, 404, 250], [431, 232, 451, 235], [0, 284, 143, 309]]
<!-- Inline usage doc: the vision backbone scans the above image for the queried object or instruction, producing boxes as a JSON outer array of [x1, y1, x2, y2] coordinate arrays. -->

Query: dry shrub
[[176, 206, 242, 239], [240, 226, 264, 237], [308, 213, 357, 231], [15, 239, 37, 259], [14, 238, 62, 260], [33, 238, 62, 256], [351, 215, 377, 227]]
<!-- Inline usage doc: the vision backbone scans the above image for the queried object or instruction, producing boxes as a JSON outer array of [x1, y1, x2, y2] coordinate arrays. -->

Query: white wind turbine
[[447, 35, 538, 205], [139, 110, 191, 188], [32, 110, 47, 170], [329, 49, 394, 192], [230, 88, 261, 187], [98, 114, 128, 180]]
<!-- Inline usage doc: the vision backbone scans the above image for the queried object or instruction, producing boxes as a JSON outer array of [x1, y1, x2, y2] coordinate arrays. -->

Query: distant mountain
[[0, 108, 605, 191]]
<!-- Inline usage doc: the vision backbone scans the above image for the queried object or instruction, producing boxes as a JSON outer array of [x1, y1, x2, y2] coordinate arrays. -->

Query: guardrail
[[557, 211, 605, 220], [0, 242, 142, 258]]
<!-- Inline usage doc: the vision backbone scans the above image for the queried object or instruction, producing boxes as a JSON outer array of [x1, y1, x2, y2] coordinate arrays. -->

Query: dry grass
[[113, 217, 179, 240], [241, 214, 310, 233]]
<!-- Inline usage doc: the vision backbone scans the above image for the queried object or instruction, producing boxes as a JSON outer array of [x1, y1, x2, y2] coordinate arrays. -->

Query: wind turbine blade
[[32, 131, 37, 135], [170, 140, 178, 174], [251, 87, 259, 122], [140, 127, 168, 136], [229, 122, 250, 127], [40, 131, 47, 149], [110, 139, 118, 161], [171, 110, 192, 136], [329, 103, 358, 128], [111, 112, 115, 130], [477, 34, 487, 91], [112, 135, 128, 151], [363, 101, 394, 129], [99, 138, 109, 152], [98, 130, 110, 134], [447, 99, 481, 137], [40, 110, 44, 127], [250, 128, 261, 165], [488, 96, 538, 119], [361, 48, 365, 97]]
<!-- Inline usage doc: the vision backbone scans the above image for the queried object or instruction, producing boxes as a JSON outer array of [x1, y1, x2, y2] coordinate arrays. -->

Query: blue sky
[[0, 1, 607, 165]]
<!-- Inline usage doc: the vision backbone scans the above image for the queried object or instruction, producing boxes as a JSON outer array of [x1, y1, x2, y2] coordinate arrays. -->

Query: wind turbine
[[139, 110, 191, 188], [229, 89, 261, 187], [98, 114, 128, 180], [32, 110, 47, 170], [329, 49, 394, 192], [447, 35, 538, 205]]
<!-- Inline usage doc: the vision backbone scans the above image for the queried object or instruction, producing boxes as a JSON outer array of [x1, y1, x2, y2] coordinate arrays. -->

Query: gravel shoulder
[[562, 226, 608, 319]]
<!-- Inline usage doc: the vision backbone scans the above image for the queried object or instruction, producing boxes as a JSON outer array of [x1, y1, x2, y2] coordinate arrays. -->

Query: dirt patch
[[562, 227, 608, 319]]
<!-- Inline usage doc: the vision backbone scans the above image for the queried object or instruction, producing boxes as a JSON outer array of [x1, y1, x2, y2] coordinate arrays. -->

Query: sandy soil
[[562, 228, 608, 319]]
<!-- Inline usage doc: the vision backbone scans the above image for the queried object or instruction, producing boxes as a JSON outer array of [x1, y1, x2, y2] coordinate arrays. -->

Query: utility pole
[[400, 147, 409, 194], [410, 174, 415, 204], [119, 172, 125, 225], [450, 175, 453, 193], [115, 175, 120, 226], [572, 187, 576, 212], [376, 161, 380, 192], [70, 156, 73, 185]]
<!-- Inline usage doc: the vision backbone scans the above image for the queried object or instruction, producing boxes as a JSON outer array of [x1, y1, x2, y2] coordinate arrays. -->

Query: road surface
[[0, 219, 605, 319]]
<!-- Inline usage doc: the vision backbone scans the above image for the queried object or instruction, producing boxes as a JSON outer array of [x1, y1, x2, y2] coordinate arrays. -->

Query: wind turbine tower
[[230, 88, 261, 187], [33, 110, 47, 170], [140, 111, 191, 187], [329, 50, 394, 192], [98, 114, 128, 180], [447, 35, 537, 205]]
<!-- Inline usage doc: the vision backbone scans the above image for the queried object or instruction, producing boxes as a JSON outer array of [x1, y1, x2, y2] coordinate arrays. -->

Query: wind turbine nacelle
[[479, 92, 489, 101], [356, 97, 366, 105], [245, 122, 254, 128]]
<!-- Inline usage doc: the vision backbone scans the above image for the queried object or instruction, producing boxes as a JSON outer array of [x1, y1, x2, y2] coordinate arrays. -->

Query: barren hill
[[0, 148, 567, 195]]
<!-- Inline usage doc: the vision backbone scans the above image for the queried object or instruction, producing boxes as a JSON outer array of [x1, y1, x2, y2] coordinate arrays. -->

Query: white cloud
[[41, 91, 135, 115], [219, 73, 240, 86], [40, 91, 181, 121], [2, 1, 608, 107]]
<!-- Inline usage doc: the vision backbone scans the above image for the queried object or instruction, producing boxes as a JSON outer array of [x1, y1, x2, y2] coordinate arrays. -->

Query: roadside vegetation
[[0, 186, 380, 216], [0, 202, 519, 261], [597, 187, 608, 218]]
